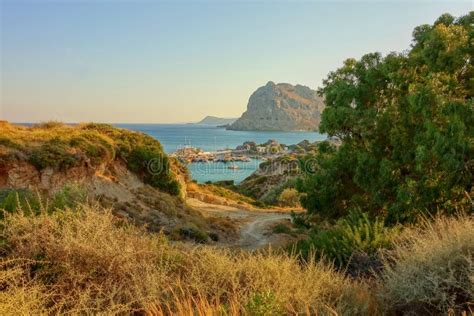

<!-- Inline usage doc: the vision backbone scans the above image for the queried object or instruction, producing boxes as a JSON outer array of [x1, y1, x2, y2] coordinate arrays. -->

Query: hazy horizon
[[1, 0, 471, 124]]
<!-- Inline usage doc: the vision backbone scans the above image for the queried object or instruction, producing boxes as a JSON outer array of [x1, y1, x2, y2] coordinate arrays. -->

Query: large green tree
[[298, 12, 474, 223]]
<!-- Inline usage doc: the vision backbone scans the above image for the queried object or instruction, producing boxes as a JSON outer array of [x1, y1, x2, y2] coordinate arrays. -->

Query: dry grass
[[1, 205, 173, 314], [0, 259, 50, 315], [191, 182, 260, 206], [0, 204, 374, 315], [1, 203, 472, 315], [381, 215, 474, 314]]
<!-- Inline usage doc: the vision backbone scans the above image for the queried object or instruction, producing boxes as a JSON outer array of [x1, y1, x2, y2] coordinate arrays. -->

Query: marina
[[170, 147, 254, 164]]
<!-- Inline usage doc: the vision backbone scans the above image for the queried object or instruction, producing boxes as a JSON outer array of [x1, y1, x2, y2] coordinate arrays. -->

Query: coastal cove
[[115, 124, 326, 183]]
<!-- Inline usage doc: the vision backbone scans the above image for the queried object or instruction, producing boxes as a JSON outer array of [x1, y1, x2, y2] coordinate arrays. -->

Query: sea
[[17, 123, 325, 184], [116, 124, 326, 184]]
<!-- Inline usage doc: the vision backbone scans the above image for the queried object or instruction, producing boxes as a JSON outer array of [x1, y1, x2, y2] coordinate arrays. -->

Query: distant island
[[196, 116, 237, 126], [228, 81, 325, 131]]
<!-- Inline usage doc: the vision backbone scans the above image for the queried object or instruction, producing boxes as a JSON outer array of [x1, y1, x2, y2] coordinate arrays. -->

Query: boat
[[193, 157, 209, 163], [233, 156, 251, 162], [228, 163, 240, 170]]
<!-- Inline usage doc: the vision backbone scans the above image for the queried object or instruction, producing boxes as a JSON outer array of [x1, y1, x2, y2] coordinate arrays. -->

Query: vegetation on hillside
[[0, 185, 86, 219], [0, 122, 182, 195], [0, 204, 472, 314], [0, 205, 372, 315], [237, 154, 303, 206]]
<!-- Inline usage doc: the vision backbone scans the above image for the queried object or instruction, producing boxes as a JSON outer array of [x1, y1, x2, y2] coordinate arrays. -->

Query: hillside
[[228, 82, 325, 131], [197, 116, 237, 126], [0, 121, 216, 239]]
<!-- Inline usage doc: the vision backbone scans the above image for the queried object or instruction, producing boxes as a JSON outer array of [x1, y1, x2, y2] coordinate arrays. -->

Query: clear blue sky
[[1, 0, 471, 123]]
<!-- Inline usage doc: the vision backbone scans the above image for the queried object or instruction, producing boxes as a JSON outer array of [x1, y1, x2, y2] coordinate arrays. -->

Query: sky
[[0, 0, 472, 124]]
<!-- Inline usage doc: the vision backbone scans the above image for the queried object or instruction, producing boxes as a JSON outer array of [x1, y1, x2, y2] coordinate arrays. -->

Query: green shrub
[[208, 232, 219, 242], [122, 142, 179, 196], [28, 140, 78, 171], [245, 291, 283, 316], [69, 131, 115, 164], [273, 223, 292, 235], [295, 211, 399, 268], [202, 184, 257, 205], [178, 226, 209, 243], [291, 212, 312, 229], [277, 188, 300, 207], [252, 200, 266, 208], [0, 136, 22, 150], [32, 121, 65, 129], [0, 189, 39, 217], [49, 185, 87, 210], [0, 186, 86, 218], [83, 124, 181, 196]]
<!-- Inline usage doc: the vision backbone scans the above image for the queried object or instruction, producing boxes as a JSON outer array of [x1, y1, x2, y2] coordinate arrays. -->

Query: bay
[[115, 124, 326, 183]]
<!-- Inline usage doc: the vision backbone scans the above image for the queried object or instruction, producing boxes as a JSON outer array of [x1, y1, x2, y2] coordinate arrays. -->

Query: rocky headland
[[228, 81, 325, 131]]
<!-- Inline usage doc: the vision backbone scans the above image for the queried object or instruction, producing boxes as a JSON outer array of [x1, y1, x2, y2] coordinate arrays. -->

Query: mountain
[[228, 82, 325, 131], [197, 116, 237, 126]]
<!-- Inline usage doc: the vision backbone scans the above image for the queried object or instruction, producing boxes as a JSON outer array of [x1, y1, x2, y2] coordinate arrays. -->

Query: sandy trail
[[238, 212, 292, 249], [187, 198, 292, 250]]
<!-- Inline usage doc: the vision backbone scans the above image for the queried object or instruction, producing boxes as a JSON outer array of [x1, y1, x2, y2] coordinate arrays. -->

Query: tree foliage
[[298, 12, 474, 223]]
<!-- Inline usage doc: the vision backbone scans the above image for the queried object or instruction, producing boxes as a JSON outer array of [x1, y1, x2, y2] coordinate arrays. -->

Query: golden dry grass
[[1, 203, 472, 315], [381, 215, 474, 314], [0, 205, 374, 315]]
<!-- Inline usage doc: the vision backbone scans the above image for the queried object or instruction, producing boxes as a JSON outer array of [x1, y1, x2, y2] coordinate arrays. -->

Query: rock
[[228, 82, 325, 131], [6, 161, 41, 189]]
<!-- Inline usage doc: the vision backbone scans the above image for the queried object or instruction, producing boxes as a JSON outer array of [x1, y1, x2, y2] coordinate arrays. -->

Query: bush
[[201, 184, 257, 205], [0, 137, 22, 150], [0, 189, 38, 217], [381, 215, 474, 314], [252, 200, 266, 208], [245, 291, 283, 315], [273, 223, 292, 234], [295, 211, 399, 268], [178, 226, 209, 243], [291, 211, 312, 229], [69, 131, 116, 164], [277, 188, 300, 207], [49, 185, 87, 210], [0, 186, 86, 218], [32, 121, 65, 129], [28, 140, 78, 171]]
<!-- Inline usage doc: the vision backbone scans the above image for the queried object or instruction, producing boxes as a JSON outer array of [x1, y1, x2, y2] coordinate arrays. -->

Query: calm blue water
[[187, 158, 262, 184], [115, 124, 325, 153], [115, 124, 325, 183]]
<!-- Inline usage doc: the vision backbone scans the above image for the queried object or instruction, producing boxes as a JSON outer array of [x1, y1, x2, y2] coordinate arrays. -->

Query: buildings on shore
[[170, 139, 315, 164]]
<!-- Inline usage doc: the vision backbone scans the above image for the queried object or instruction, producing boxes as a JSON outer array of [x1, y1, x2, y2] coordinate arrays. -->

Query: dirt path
[[187, 198, 292, 250], [238, 212, 292, 249]]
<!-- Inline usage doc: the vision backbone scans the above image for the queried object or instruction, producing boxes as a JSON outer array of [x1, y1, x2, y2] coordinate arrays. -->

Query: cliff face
[[228, 82, 325, 131]]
